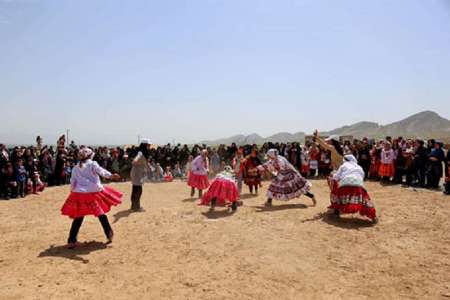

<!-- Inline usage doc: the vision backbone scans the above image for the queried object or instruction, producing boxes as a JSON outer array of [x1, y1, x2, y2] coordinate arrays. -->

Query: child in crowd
[[379, 142, 395, 182], [369, 144, 381, 180], [232, 149, 245, 194], [34, 172, 47, 192], [15, 159, 28, 198], [154, 163, 164, 182], [163, 166, 173, 182], [64, 161, 72, 184], [300, 146, 310, 178], [173, 163, 184, 179], [309, 143, 320, 177]]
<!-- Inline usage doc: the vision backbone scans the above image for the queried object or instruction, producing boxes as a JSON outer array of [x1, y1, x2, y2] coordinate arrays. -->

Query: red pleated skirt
[[200, 178, 239, 206], [329, 180, 377, 220], [61, 186, 123, 219], [188, 173, 210, 190], [378, 163, 395, 177]]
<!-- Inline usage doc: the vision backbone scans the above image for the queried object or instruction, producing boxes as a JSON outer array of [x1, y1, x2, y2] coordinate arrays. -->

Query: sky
[[1, 0, 450, 145]]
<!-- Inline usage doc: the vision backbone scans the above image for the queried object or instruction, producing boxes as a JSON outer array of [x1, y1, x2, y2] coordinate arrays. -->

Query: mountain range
[[200, 111, 450, 145]]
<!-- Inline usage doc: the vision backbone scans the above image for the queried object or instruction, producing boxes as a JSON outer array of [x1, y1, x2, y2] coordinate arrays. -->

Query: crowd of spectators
[[1, 134, 449, 200]]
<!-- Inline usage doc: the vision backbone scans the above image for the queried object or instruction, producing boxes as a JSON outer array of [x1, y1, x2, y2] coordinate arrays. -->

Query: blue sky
[[1, 0, 449, 145]]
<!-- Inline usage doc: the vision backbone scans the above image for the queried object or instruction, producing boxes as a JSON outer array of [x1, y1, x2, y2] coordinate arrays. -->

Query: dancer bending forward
[[328, 154, 378, 224], [61, 148, 122, 249], [200, 166, 239, 212], [257, 149, 316, 207]]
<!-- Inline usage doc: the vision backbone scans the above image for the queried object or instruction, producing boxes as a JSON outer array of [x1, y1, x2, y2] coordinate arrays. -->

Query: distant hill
[[200, 132, 306, 145], [322, 111, 450, 139], [200, 111, 450, 145]]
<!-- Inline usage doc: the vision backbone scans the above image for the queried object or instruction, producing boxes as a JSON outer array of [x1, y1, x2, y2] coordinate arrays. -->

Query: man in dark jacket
[[444, 147, 450, 195], [412, 139, 428, 187]]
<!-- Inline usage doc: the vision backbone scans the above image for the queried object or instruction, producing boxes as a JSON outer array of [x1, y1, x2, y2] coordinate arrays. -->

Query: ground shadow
[[182, 197, 200, 203], [303, 212, 375, 229], [112, 209, 135, 224], [253, 203, 308, 212], [239, 194, 258, 200], [201, 208, 235, 220], [38, 241, 108, 263]]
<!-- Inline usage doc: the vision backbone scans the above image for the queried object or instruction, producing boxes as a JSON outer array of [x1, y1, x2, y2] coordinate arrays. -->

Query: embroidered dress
[[243, 156, 262, 186], [329, 155, 376, 220], [61, 160, 122, 219], [187, 155, 210, 190], [258, 155, 312, 201], [200, 170, 239, 206], [379, 149, 395, 177]]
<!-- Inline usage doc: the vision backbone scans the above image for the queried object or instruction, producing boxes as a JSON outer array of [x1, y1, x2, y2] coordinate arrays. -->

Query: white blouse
[[70, 160, 112, 193]]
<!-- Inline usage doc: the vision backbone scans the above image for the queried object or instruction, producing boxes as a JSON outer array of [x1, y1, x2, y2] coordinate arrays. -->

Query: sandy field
[[1, 179, 450, 300]]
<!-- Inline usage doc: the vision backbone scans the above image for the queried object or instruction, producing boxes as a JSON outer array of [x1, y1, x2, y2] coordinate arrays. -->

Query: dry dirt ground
[[1, 180, 450, 300]]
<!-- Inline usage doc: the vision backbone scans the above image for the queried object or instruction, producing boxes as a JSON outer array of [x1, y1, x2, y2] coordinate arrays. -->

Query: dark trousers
[[131, 185, 143, 210], [68, 215, 112, 244], [249, 185, 258, 194], [359, 161, 370, 179], [444, 181, 450, 194], [17, 181, 26, 197]]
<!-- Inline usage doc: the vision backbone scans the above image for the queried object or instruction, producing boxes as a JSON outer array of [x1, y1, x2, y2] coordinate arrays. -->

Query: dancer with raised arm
[[61, 148, 122, 249]]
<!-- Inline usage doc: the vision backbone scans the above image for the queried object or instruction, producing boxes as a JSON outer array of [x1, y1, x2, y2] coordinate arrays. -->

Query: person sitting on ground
[[163, 166, 174, 182]]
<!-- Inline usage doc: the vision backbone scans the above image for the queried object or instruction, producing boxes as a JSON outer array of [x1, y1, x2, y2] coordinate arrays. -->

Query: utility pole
[[66, 129, 70, 145], [138, 134, 141, 144]]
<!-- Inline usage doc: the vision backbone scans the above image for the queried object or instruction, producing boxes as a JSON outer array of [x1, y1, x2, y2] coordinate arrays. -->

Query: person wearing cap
[[130, 139, 151, 211], [61, 147, 122, 249], [329, 154, 377, 224], [313, 130, 344, 171], [188, 149, 210, 198], [257, 149, 316, 207]]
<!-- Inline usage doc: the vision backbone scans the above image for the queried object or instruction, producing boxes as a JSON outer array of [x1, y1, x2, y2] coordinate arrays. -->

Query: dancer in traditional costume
[[379, 142, 395, 182], [243, 147, 262, 195], [200, 166, 239, 211], [188, 149, 210, 198], [257, 149, 316, 207], [328, 154, 378, 224], [61, 148, 122, 249]]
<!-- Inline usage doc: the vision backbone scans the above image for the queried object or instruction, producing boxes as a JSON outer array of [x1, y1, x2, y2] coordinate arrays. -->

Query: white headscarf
[[343, 154, 358, 164], [79, 147, 95, 160], [334, 154, 365, 184], [267, 149, 279, 159]]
